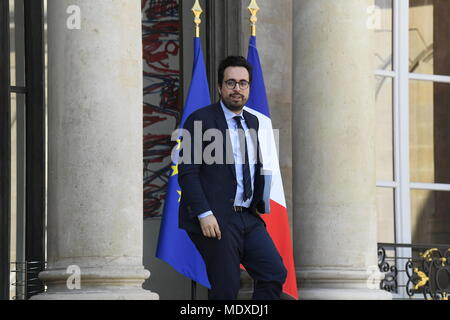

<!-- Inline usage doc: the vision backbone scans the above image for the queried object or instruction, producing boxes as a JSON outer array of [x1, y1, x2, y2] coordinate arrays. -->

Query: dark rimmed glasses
[[223, 79, 250, 90]]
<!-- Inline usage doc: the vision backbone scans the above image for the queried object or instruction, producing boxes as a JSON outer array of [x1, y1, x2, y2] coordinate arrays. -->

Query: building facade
[[1, 0, 449, 300]]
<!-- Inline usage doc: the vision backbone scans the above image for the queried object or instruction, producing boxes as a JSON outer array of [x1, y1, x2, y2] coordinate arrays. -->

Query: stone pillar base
[[299, 288, 392, 300], [31, 265, 159, 300], [298, 268, 392, 300], [31, 288, 159, 300]]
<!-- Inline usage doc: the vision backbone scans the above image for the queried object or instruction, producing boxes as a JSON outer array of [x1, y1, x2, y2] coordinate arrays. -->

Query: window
[[0, 0, 45, 300], [376, 0, 450, 297], [376, 0, 450, 245]]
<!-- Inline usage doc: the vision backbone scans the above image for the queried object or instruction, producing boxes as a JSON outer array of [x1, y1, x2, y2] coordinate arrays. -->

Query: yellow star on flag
[[177, 190, 182, 203], [171, 164, 179, 176]]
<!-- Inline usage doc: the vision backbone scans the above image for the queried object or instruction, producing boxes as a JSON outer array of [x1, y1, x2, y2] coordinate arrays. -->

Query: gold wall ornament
[[248, 0, 260, 36], [192, 0, 203, 38], [420, 248, 438, 262], [413, 268, 429, 290]]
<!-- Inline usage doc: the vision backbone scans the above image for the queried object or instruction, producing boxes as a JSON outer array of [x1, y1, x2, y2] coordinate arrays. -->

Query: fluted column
[[33, 0, 158, 299], [292, 0, 391, 300]]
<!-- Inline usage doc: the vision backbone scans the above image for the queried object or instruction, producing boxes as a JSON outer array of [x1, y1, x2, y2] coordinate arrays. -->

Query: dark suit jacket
[[178, 102, 266, 234]]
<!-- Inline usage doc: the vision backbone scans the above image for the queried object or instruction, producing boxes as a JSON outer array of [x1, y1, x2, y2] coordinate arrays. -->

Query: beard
[[222, 93, 248, 112]]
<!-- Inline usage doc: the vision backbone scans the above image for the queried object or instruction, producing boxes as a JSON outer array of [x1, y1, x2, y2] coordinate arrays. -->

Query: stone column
[[33, 0, 158, 299], [292, 0, 391, 300]]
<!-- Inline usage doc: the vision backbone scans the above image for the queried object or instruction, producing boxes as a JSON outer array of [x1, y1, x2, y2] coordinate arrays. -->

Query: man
[[178, 56, 287, 300]]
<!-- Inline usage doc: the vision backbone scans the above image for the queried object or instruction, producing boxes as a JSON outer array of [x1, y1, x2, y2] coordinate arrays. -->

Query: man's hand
[[199, 215, 222, 240]]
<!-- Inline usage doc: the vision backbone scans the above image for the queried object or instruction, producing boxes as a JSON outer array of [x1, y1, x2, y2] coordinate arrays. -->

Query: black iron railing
[[10, 261, 46, 300], [378, 243, 450, 300]]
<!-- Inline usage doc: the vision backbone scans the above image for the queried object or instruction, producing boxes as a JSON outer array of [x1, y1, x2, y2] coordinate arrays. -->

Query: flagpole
[[192, 0, 203, 39], [190, 0, 203, 301], [248, 0, 260, 37]]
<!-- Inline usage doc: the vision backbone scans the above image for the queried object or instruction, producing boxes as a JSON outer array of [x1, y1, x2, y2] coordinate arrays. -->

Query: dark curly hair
[[218, 56, 253, 86]]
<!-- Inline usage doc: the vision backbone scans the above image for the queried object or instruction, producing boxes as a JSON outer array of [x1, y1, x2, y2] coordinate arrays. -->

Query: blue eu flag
[[156, 37, 211, 289]]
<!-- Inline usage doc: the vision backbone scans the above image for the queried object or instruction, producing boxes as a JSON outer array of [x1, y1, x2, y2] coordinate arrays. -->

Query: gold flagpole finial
[[192, 0, 203, 38], [248, 0, 260, 37]]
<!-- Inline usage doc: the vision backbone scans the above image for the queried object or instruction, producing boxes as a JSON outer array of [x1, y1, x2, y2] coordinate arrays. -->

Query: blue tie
[[234, 116, 253, 202]]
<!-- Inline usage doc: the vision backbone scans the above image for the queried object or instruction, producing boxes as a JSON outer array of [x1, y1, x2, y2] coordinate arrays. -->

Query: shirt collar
[[220, 100, 244, 122]]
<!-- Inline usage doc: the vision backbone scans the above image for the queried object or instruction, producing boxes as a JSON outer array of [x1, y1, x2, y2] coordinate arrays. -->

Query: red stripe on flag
[[262, 200, 298, 300]]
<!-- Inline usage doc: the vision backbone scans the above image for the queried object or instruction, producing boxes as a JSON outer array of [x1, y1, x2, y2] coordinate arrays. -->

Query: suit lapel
[[242, 110, 257, 131]]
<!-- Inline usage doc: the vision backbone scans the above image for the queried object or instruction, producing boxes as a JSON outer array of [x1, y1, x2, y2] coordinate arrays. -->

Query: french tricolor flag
[[245, 36, 299, 300]]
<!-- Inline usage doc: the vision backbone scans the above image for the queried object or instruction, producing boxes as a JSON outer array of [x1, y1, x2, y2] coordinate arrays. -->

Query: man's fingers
[[202, 225, 214, 238], [210, 226, 217, 239], [202, 226, 211, 238], [200, 217, 221, 240], [214, 225, 221, 240], [208, 224, 219, 239], [199, 215, 222, 239]]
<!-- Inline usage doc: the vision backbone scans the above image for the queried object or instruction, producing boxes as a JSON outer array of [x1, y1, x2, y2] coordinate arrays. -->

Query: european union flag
[[156, 37, 211, 289]]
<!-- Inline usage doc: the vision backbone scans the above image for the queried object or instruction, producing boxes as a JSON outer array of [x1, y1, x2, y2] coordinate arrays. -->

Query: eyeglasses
[[223, 79, 250, 90]]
